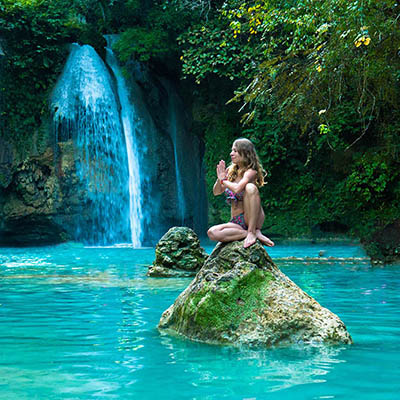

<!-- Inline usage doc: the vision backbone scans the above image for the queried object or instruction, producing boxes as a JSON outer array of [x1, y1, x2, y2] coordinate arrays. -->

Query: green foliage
[[113, 0, 199, 64], [0, 0, 115, 155], [178, 19, 261, 83], [179, 0, 400, 139], [174, 0, 400, 244], [0, 1, 70, 153], [346, 155, 390, 203], [113, 27, 169, 62]]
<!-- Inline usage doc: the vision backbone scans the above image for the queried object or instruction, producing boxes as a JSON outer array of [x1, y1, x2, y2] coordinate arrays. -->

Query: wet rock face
[[147, 227, 208, 277], [0, 136, 14, 188], [364, 219, 400, 264], [0, 148, 60, 245], [0, 142, 86, 246], [158, 241, 353, 347]]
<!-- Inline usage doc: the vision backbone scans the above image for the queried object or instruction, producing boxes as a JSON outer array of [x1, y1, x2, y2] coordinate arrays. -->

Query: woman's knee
[[245, 182, 259, 196], [207, 226, 218, 241]]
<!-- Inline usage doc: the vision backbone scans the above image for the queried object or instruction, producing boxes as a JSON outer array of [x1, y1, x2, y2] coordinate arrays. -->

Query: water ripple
[[0, 244, 399, 399]]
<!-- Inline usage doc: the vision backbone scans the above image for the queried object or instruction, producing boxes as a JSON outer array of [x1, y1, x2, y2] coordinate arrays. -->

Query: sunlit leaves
[[178, 0, 400, 150]]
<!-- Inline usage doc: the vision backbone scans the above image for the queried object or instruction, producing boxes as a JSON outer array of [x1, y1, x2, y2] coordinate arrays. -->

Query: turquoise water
[[0, 242, 399, 399]]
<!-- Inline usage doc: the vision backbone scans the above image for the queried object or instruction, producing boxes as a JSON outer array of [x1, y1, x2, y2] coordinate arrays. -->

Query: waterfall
[[50, 44, 142, 246], [50, 42, 208, 245], [105, 37, 143, 246], [168, 91, 186, 225]]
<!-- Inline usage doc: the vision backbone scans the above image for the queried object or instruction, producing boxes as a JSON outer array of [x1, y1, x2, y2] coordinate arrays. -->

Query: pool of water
[[0, 242, 399, 399]]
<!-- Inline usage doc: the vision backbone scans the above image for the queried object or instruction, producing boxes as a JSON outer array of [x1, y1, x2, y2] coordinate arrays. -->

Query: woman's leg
[[243, 184, 274, 248], [208, 223, 247, 243], [255, 208, 274, 246], [243, 183, 259, 248]]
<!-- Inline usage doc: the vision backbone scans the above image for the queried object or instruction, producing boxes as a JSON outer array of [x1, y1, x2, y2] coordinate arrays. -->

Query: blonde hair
[[227, 138, 266, 187]]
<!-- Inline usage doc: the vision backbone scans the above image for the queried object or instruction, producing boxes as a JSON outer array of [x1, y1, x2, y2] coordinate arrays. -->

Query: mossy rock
[[158, 241, 353, 347], [147, 227, 207, 277]]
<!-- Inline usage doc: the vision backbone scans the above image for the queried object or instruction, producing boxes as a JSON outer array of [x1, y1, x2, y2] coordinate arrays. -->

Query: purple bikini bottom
[[230, 213, 248, 230]]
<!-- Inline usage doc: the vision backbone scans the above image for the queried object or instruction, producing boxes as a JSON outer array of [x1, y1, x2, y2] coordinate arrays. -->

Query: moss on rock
[[147, 227, 207, 277], [190, 266, 274, 338], [159, 240, 353, 347]]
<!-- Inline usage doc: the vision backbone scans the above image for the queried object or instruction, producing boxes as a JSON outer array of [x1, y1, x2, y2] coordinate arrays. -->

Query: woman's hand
[[213, 160, 228, 195], [216, 160, 227, 181]]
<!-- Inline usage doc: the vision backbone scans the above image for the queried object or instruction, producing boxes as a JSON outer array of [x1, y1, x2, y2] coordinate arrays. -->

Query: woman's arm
[[223, 169, 257, 193], [213, 160, 227, 195], [213, 179, 225, 195]]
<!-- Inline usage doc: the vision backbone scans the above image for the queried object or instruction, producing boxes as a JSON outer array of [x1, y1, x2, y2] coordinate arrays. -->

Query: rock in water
[[147, 227, 207, 277], [158, 241, 353, 346]]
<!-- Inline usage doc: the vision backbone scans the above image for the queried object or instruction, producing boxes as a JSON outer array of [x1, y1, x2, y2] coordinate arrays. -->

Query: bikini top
[[225, 188, 244, 204]]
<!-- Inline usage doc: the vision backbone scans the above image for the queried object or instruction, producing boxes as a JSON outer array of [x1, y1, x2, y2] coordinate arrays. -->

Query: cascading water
[[105, 36, 143, 246], [167, 91, 186, 225], [50, 44, 141, 246], [50, 42, 207, 246]]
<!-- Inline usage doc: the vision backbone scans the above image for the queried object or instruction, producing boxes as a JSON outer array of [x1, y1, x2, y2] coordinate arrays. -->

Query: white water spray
[[50, 43, 143, 246], [105, 38, 143, 247]]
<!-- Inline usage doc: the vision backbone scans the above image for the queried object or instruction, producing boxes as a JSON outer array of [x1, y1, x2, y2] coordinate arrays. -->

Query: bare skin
[[208, 147, 274, 248], [243, 183, 274, 248]]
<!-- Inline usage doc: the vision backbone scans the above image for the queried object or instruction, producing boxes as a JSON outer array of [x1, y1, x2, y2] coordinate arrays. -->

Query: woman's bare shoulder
[[243, 169, 257, 180]]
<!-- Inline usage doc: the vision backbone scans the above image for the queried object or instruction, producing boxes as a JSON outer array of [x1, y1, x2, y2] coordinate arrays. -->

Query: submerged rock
[[158, 241, 353, 347], [147, 227, 208, 277]]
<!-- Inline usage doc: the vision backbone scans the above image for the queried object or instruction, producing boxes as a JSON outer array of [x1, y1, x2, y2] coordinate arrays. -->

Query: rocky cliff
[[0, 141, 84, 245]]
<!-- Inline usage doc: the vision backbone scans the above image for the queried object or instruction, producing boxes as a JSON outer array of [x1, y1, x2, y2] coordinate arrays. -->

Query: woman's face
[[230, 144, 244, 165]]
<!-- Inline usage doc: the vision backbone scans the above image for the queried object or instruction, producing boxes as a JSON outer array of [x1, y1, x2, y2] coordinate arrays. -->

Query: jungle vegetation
[[1, 0, 400, 258]]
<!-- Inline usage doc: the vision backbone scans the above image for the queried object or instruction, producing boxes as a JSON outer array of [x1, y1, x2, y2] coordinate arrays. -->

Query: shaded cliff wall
[[0, 141, 84, 245], [123, 60, 207, 242]]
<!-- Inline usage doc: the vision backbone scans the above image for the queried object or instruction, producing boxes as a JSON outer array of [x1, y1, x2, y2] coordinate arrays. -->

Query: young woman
[[207, 138, 275, 248]]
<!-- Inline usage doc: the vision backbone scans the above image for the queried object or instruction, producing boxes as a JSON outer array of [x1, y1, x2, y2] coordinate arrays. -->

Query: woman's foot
[[244, 231, 257, 248], [256, 230, 274, 247]]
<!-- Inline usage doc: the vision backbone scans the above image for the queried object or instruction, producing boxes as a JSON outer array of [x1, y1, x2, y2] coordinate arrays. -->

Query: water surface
[[0, 242, 398, 399]]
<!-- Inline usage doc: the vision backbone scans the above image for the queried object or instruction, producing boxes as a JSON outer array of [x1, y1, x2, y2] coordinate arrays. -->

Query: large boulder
[[147, 227, 208, 277], [158, 241, 353, 347]]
